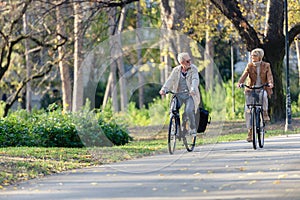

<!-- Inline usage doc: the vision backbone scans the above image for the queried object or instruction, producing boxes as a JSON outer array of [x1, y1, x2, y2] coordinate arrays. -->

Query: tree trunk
[[72, 2, 84, 112], [295, 35, 300, 86], [108, 8, 119, 112], [23, 12, 31, 112], [56, 1, 72, 112], [205, 2, 214, 91], [263, 0, 285, 121], [136, 1, 144, 109], [116, 6, 128, 111]]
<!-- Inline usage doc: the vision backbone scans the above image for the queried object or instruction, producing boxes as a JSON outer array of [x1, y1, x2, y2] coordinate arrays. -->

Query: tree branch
[[9, 0, 32, 35], [210, 0, 261, 50], [4, 59, 59, 117], [289, 23, 300, 45]]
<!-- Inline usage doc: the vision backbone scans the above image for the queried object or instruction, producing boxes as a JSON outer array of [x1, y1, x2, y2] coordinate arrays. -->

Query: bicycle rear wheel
[[258, 109, 265, 148], [251, 108, 258, 150], [168, 115, 178, 154]]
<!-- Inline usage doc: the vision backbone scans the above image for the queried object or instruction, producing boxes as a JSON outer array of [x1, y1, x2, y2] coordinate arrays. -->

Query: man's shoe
[[189, 129, 197, 137], [263, 111, 270, 121]]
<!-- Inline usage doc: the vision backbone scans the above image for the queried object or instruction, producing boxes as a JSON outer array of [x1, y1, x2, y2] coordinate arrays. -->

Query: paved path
[[1, 134, 300, 200]]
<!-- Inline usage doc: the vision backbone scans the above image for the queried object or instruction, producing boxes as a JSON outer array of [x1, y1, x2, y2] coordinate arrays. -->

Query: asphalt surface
[[1, 134, 300, 200]]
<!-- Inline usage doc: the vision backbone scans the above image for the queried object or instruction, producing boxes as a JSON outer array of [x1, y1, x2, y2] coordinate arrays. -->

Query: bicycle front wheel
[[251, 108, 258, 150], [183, 133, 196, 152], [182, 118, 196, 152], [258, 109, 265, 148], [168, 115, 178, 154]]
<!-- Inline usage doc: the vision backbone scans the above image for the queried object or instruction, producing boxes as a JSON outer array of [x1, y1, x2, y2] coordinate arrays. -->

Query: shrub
[[0, 104, 132, 147], [31, 110, 83, 147]]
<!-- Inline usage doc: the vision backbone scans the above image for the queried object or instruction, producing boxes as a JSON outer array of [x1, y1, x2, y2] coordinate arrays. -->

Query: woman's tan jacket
[[161, 64, 200, 113], [238, 61, 274, 97]]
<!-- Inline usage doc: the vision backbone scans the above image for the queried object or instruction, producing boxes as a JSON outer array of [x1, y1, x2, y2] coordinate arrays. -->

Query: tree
[[72, 1, 85, 112], [0, 0, 66, 116], [56, 1, 73, 112], [208, 0, 300, 121]]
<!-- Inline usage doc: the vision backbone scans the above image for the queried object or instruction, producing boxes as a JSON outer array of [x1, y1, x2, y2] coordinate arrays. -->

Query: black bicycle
[[166, 90, 196, 154], [240, 83, 269, 149]]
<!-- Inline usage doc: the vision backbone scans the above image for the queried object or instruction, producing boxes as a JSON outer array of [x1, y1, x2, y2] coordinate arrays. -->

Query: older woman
[[159, 52, 200, 136], [237, 48, 274, 142]]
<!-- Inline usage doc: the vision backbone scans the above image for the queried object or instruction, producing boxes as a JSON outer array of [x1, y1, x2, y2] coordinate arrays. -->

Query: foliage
[[0, 104, 132, 148], [108, 95, 170, 127], [292, 101, 300, 118]]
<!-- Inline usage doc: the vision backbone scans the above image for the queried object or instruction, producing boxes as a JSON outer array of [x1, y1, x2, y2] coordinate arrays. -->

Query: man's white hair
[[177, 52, 190, 63]]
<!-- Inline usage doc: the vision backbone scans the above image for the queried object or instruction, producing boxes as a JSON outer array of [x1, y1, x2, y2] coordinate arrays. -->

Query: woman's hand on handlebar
[[237, 83, 244, 88], [268, 83, 274, 88]]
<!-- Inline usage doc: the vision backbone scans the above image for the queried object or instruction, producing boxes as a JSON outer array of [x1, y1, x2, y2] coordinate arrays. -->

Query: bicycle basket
[[245, 89, 264, 106]]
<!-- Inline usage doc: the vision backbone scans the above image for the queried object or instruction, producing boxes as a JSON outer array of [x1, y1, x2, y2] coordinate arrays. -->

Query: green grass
[[0, 127, 298, 189]]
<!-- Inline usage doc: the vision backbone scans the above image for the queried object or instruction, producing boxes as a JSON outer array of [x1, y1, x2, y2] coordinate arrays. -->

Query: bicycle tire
[[251, 108, 258, 150], [258, 109, 265, 148], [183, 134, 196, 152], [168, 115, 178, 154], [182, 117, 196, 152]]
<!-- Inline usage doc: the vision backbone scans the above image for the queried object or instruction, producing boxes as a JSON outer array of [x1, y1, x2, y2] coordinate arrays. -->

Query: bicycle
[[166, 90, 196, 154], [240, 83, 269, 149]]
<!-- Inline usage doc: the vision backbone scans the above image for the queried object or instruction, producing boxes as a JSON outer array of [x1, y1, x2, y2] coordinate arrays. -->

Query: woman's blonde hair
[[251, 48, 264, 60]]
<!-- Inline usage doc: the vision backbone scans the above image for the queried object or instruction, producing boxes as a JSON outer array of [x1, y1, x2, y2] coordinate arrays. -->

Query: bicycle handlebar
[[239, 83, 269, 89], [165, 90, 189, 95]]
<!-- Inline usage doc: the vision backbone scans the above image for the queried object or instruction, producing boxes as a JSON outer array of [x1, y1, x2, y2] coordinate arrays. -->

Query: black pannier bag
[[195, 107, 210, 133]]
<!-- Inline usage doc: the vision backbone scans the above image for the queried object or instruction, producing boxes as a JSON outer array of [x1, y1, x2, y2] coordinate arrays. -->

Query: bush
[[0, 105, 132, 148], [99, 118, 132, 146], [31, 110, 83, 147]]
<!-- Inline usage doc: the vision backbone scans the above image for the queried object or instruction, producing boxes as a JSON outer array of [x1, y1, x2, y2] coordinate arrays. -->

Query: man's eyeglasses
[[185, 60, 191, 63]]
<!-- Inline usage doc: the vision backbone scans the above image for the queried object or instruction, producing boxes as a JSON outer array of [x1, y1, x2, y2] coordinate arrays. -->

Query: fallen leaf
[[239, 167, 246, 171], [249, 180, 256, 185], [273, 180, 281, 184], [278, 174, 287, 179]]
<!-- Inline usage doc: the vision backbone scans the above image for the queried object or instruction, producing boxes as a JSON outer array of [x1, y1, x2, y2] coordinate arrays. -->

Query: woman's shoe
[[263, 111, 270, 121], [247, 129, 253, 142]]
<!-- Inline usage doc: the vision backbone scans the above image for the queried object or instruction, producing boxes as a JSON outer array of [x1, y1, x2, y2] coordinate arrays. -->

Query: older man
[[159, 52, 200, 136]]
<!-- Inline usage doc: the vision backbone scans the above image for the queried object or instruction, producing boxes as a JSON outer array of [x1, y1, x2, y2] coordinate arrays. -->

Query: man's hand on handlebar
[[159, 90, 166, 96]]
